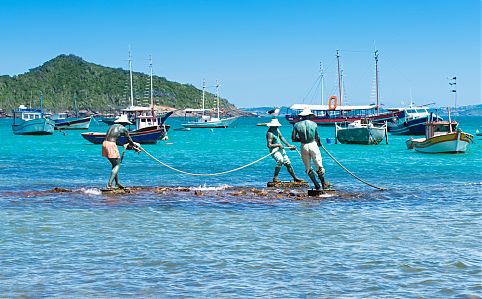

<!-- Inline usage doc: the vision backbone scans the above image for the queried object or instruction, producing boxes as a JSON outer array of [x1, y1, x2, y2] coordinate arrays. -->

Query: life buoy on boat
[[328, 95, 338, 110]]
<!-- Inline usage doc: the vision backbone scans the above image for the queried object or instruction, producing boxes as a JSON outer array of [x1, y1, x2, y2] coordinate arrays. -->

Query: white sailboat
[[181, 80, 237, 128]]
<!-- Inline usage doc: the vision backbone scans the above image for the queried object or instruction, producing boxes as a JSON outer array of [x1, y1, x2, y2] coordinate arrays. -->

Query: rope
[[296, 145, 386, 191], [140, 146, 278, 177]]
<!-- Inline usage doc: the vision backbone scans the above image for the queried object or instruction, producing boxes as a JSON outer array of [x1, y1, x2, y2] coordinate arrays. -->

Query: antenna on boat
[[216, 80, 220, 119], [374, 49, 379, 114], [409, 88, 414, 107], [128, 46, 134, 108], [336, 50, 342, 106], [320, 61, 325, 105], [449, 76, 457, 120], [202, 79, 206, 116], [39, 93, 43, 113]]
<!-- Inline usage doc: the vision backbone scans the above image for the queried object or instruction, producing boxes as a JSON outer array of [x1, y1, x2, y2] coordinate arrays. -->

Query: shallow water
[[0, 116, 481, 297]]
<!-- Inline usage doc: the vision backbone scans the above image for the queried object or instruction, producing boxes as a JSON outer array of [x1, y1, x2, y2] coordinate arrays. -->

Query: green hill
[[0, 54, 236, 113]]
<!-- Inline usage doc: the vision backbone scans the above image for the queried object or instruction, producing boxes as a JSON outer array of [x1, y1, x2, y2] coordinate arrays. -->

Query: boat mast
[[149, 55, 154, 111], [202, 79, 206, 116], [320, 61, 324, 105], [129, 48, 134, 107], [375, 50, 379, 114], [39, 94, 43, 113], [216, 80, 220, 119], [73, 93, 78, 117], [336, 50, 342, 106]]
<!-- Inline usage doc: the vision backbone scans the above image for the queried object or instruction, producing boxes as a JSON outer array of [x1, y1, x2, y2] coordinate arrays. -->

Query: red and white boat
[[285, 103, 396, 126], [285, 50, 398, 126]]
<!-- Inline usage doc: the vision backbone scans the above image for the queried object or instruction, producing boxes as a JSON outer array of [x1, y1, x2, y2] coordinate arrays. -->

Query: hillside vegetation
[[0, 54, 236, 113]]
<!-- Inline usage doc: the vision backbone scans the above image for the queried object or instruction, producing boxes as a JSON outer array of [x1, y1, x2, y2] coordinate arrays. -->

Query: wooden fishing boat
[[51, 95, 93, 130], [335, 119, 388, 145], [11, 96, 55, 135], [406, 120, 473, 153], [81, 126, 168, 145], [81, 54, 171, 145], [52, 113, 92, 130]]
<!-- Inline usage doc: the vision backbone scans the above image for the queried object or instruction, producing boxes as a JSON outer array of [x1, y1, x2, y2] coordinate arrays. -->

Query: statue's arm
[[267, 132, 282, 149], [279, 129, 295, 149], [120, 127, 135, 146], [315, 128, 321, 146], [292, 127, 300, 142]]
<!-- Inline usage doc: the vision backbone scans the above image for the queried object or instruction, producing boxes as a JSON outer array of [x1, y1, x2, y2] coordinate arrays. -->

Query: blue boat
[[11, 96, 55, 135], [388, 106, 443, 135], [81, 126, 168, 145]]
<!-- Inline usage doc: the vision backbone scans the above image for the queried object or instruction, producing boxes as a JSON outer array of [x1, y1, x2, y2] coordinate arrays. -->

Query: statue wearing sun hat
[[265, 118, 304, 183], [291, 108, 330, 190]]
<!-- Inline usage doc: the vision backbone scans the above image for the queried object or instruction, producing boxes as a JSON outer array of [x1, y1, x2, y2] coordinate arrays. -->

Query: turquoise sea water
[[0, 116, 481, 297]]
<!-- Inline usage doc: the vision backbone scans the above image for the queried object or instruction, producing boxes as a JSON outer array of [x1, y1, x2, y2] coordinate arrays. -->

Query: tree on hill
[[0, 54, 236, 113]]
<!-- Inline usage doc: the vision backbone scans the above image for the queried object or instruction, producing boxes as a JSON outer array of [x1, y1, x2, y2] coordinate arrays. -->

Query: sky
[[0, 0, 480, 108]]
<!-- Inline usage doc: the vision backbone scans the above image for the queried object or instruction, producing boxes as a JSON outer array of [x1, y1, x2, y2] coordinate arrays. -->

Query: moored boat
[[51, 113, 92, 130], [11, 96, 55, 135], [335, 119, 388, 145], [406, 118, 473, 153], [285, 50, 397, 126], [286, 103, 396, 126], [388, 106, 443, 135], [81, 53, 171, 145], [182, 80, 238, 128], [51, 95, 93, 130], [81, 126, 167, 145]]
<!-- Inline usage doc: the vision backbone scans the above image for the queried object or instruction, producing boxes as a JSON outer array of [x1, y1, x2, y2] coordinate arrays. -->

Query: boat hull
[[286, 112, 395, 126], [81, 126, 168, 145], [101, 117, 117, 126], [182, 117, 238, 128], [407, 132, 473, 153], [54, 116, 92, 130], [336, 126, 386, 145], [12, 118, 55, 135], [389, 115, 443, 135]]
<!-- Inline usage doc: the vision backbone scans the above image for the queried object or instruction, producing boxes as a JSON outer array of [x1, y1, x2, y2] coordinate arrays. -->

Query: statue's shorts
[[301, 141, 324, 173], [102, 141, 120, 159], [270, 148, 290, 166]]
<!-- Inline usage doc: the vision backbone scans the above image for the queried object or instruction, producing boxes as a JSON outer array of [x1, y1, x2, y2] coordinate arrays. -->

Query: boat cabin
[[425, 121, 458, 138], [50, 112, 69, 121], [119, 106, 162, 130], [285, 103, 396, 125], [288, 104, 380, 119], [13, 105, 44, 122]]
